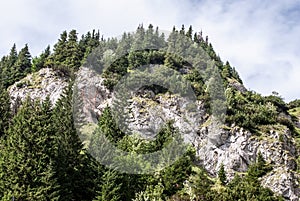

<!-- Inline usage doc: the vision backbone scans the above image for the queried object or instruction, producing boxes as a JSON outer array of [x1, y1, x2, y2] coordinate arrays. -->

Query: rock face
[[197, 125, 299, 200], [9, 67, 300, 200], [73, 67, 299, 200], [9, 68, 69, 108]]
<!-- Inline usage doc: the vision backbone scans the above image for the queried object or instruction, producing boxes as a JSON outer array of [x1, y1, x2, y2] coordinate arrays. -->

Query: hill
[[0, 24, 299, 200]]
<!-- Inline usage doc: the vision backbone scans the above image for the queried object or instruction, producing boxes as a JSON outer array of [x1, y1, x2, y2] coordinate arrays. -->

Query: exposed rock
[[10, 66, 298, 200], [228, 79, 247, 92], [73, 66, 112, 125], [9, 68, 69, 108], [261, 167, 299, 201], [196, 124, 299, 200], [72, 66, 299, 200]]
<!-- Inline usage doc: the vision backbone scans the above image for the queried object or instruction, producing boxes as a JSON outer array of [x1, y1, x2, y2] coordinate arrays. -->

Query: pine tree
[[14, 44, 32, 80], [79, 30, 101, 58], [131, 24, 145, 51], [186, 25, 193, 39], [2, 44, 18, 87], [63, 30, 83, 69], [180, 24, 185, 35], [50, 30, 68, 66], [221, 61, 232, 80], [218, 163, 227, 185], [0, 97, 60, 200], [52, 84, 97, 201], [94, 169, 121, 201], [192, 168, 213, 200], [144, 24, 157, 49], [0, 84, 11, 136], [32, 45, 51, 72], [248, 151, 272, 179], [97, 107, 125, 143]]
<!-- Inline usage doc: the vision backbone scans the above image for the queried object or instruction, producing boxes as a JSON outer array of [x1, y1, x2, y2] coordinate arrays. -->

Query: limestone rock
[[9, 68, 69, 108]]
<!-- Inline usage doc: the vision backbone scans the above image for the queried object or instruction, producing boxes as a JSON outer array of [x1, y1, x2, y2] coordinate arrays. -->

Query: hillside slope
[[2, 25, 300, 200]]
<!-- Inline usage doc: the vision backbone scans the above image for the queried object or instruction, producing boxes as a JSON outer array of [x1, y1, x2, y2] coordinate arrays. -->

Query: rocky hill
[[2, 26, 300, 200], [8, 65, 299, 200]]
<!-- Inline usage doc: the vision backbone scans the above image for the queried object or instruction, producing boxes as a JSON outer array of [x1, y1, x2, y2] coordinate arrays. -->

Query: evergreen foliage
[[52, 84, 98, 201], [218, 163, 227, 185], [32, 46, 51, 72], [0, 97, 60, 200], [0, 84, 11, 136], [0, 24, 294, 201]]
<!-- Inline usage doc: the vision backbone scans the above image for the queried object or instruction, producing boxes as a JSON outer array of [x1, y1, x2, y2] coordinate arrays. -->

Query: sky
[[0, 0, 300, 101]]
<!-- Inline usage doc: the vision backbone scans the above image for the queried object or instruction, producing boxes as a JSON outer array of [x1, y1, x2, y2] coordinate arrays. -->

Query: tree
[[191, 168, 213, 200], [0, 97, 60, 200], [79, 30, 101, 60], [0, 84, 11, 136], [97, 107, 125, 143], [2, 44, 18, 87], [14, 44, 32, 80], [52, 84, 97, 201], [50, 30, 68, 66], [131, 24, 145, 51], [186, 25, 193, 39], [94, 169, 121, 201], [218, 163, 227, 185], [248, 152, 272, 179], [7, 44, 18, 67], [32, 45, 51, 72], [63, 30, 83, 69]]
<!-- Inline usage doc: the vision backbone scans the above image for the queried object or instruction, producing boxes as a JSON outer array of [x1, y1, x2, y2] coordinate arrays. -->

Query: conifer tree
[[51, 31, 68, 66], [15, 44, 32, 80], [94, 169, 121, 201], [32, 45, 51, 72], [52, 84, 97, 201], [2, 44, 18, 87], [64, 30, 83, 69], [0, 84, 11, 136], [186, 25, 193, 39], [131, 24, 145, 51], [144, 24, 156, 49], [7, 44, 18, 69], [96, 106, 124, 143], [218, 163, 227, 185], [0, 97, 60, 200]]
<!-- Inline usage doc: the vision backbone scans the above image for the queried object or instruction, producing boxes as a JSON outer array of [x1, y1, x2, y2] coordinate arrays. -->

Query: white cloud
[[0, 0, 299, 101]]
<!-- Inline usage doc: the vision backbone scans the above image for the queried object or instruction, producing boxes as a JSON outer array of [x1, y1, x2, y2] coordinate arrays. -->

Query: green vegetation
[[0, 24, 297, 200]]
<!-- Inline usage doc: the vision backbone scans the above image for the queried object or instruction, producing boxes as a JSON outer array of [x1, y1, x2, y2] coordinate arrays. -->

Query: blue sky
[[0, 0, 300, 101]]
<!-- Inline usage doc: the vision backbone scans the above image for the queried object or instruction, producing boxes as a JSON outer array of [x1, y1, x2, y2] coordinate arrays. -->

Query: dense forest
[[0, 24, 299, 200]]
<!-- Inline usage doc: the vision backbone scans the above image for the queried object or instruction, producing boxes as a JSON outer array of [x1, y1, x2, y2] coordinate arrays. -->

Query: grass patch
[[258, 124, 287, 135], [201, 117, 212, 128], [288, 107, 300, 118], [79, 123, 98, 148]]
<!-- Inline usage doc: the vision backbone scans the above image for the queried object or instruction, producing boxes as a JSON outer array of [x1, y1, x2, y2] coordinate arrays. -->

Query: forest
[[0, 24, 298, 200]]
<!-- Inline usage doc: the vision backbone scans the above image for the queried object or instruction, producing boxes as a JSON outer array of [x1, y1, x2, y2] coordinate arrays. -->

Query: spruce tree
[[32, 45, 51, 72], [51, 31, 68, 66], [52, 84, 97, 201], [94, 169, 121, 201], [64, 30, 83, 69], [2, 44, 18, 87], [186, 25, 193, 39], [97, 106, 124, 143], [0, 84, 11, 136], [15, 44, 32, 80], [0, 97, 60, 200], [218, 163, 227, 185]]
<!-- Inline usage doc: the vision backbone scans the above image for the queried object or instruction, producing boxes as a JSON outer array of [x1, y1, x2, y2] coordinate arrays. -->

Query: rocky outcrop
[[9, 67, 299, 200], [197, 124, 299, 200], [262, 167, 299, 200], [8, 68, 69, 108], [73, 67, 299, 200]]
